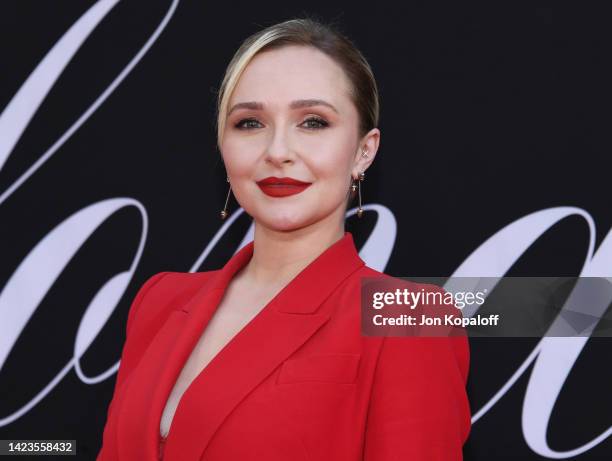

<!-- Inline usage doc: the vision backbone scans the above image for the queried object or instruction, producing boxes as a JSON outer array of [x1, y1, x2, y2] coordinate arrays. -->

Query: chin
[[253, 207, 319, 232], [261, 215, 312, 232]]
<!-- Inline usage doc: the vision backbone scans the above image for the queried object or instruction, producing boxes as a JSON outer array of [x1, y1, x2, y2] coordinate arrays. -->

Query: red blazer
[[97, 231, 471, 460]]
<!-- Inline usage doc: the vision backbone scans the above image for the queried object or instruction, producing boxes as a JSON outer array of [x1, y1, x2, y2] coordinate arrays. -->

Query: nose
[[264, 126, 295, 167]]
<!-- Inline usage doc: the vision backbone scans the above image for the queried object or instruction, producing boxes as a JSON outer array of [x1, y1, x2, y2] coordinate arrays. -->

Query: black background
[[1, 1, 610, 459]]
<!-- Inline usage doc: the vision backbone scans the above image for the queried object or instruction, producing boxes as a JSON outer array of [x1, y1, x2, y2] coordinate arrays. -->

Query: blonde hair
[[215, 17, 380, 151]]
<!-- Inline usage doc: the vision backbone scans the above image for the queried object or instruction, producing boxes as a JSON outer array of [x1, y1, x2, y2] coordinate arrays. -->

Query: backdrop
[[1, 1, 610, 459]]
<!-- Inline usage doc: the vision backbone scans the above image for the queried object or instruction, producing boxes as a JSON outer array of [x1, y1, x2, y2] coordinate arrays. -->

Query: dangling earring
[[357, 170, 365, 218], [220, 176, 231, 220], [355, 148, 368, 218]]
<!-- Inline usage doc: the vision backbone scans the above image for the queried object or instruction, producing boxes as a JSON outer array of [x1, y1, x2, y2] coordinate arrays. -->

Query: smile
[[256, 176, 312, 197]]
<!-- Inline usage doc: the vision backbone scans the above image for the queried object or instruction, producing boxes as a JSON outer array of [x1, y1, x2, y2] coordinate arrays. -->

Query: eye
[[234, 118, 262, 129], [233, 116, 329, 130], [301, 116, 329, 130]]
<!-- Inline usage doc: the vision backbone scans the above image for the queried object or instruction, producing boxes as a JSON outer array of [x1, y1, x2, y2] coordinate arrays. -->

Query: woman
[[97, 18, 471, 461]]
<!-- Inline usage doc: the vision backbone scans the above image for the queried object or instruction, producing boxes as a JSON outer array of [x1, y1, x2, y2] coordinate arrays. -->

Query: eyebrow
[[227, 99, 339, 116]]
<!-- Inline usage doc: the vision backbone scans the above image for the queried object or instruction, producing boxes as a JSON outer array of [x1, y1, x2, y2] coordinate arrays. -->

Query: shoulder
[[359, 270, 472, 447], [352, 265, 470, 387], [346, 264, 449, 297], [125, 270, 219, 335], [137, 270, 218, 299]]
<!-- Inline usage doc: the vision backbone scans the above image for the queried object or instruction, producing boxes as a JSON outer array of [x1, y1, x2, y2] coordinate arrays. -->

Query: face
[[220, 45, 378, 232]]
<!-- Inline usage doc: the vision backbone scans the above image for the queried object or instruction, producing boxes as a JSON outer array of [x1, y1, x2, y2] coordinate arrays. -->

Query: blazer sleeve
[[363, 333, 471, 460], [96, 271, 170, 461]]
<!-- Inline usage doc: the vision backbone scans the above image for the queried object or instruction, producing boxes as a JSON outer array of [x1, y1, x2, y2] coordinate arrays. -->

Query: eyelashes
[[302, 116, 330, 129], [233, 116, 330, 130], [234, 118, 261, 130]]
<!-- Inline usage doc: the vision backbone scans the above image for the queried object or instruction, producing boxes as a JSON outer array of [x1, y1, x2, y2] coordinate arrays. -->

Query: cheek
[[308, 148, 353, 187], [221, 139, 257, 177]]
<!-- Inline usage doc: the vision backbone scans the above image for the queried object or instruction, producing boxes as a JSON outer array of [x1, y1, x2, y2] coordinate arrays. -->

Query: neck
[[243, 215, 346, 286]]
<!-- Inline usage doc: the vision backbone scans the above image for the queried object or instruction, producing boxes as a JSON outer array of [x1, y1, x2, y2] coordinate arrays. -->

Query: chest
[[159, 283, 277, 436]]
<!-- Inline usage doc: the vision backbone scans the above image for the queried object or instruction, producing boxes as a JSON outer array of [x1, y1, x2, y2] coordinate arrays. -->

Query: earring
[[357, 170, 365, 218], [220, 176, 231, 220], [352, 148, 368, 217]]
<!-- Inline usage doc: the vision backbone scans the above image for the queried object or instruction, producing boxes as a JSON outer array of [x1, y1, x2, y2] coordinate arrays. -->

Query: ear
[[352, 128, 381, 180]]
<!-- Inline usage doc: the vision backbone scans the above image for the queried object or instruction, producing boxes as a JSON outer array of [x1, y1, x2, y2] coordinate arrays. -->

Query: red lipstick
[[256, 176, 312, 197]]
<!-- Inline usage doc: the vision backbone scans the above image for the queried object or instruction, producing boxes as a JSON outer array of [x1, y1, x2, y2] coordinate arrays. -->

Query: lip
[[256, 176, 312, 197]]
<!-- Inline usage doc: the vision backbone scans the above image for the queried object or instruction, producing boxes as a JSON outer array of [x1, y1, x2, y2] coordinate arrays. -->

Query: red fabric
[[158, 437, 166, 461], [97, 231, 471, 460]]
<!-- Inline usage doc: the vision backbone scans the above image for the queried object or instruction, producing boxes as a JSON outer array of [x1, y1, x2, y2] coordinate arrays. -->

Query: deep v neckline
[[158, 281, 267, 440], [158, 434, 167, 460], [156, 239, 272, 442], [133, 231, 365, 461]]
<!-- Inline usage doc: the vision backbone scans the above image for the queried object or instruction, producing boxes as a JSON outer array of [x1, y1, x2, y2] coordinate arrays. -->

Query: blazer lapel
[[116, 231, 365, 460]]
